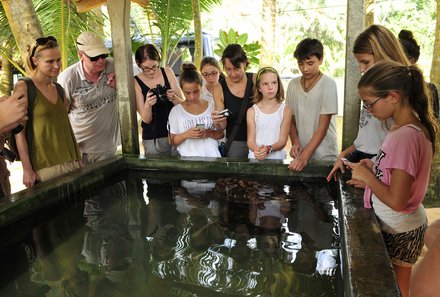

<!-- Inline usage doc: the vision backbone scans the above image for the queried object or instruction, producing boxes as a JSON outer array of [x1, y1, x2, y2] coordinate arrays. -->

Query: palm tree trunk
[[1, 0, 43, 64], [0, 58, 11, 96], [192, 0, 202, 68], [365, 0, 374, 27], [431, 0, 440, 88], [430, 0, 440, 184], [260, 0, 276, 67]]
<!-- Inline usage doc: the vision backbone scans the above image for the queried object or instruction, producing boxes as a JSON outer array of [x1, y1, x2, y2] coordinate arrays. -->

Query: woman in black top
[[212, 44, 255, 158], [134, 44, 184, 155]]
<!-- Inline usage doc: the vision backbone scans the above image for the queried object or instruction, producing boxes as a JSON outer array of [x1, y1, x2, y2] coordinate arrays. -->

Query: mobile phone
[[218, 109, 231, 117], [196, 123, 205, 129]]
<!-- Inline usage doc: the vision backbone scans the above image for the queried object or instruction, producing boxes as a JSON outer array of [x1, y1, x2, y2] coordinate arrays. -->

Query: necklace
[[302, 71, 321, 92]]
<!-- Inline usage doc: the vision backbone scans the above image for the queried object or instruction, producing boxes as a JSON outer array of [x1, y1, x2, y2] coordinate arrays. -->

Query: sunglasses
[[31, 36, 57, 57], [84, 53, 109, 62]]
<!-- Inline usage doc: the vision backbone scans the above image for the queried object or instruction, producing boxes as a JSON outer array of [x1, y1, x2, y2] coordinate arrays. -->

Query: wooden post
[[107, 0, 139, 154], [342, 0, 365, 150]]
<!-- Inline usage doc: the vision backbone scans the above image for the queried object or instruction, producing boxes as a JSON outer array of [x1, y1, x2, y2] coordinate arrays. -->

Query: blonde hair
[[25, 36, 59, 75], [353, 25, 410, 66], [253, 67, 284, 103]]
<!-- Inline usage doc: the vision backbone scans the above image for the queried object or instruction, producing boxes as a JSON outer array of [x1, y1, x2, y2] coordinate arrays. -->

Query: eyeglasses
[[202, 70, 219, 78], [140, 65, 159, 72], [362, 96, 383, 110], [84, 53, 108, 62], [31, 36, 57, 58]]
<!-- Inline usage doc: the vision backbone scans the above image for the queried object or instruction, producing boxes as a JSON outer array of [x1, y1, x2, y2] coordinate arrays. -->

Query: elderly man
[[58, 32, 120, 165]]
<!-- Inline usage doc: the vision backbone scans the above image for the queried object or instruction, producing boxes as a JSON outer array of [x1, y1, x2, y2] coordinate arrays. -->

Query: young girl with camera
[[349, 60, 437, 297], [247, 67, 291, 160], [168, 63, 224, 157]]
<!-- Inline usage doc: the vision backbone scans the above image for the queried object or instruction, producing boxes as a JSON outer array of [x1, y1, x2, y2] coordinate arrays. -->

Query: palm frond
[[33, 0, 102, 68]]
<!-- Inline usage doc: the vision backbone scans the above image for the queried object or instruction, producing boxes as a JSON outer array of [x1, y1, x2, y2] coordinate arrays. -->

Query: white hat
[[76, 31, 109, 57]]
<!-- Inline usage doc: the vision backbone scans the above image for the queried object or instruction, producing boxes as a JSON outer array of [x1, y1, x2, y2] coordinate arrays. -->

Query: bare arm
[[289, 114, 332, 172], [212, 82, 227, 130], [327, 144, 357, 181], [246, 107, 258, 152], [165, 67, 185, 104], [289, 114, 301, 157], [271, 106, 292, 152], [12, 81, 38, 187], [351, 164, 413, 212], [169, 128, 205, 146], [134, 77, 155, 124]]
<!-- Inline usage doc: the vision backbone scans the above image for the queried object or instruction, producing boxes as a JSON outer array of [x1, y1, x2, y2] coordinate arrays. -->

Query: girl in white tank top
[[247, 67, 292, 160]]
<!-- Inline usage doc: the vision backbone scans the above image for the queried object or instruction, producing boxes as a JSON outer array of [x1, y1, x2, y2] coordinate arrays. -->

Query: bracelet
[[266, 145, 273, 155]]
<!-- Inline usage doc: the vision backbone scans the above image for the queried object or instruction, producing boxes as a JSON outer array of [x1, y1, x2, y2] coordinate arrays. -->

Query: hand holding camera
[[150, 84, 170, 103], [217, 109, 231, 117]]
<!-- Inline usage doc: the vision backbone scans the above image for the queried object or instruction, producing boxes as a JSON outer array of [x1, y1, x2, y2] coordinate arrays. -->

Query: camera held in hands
[[150, 84, 170, 103], [218, 109, 231, 118]]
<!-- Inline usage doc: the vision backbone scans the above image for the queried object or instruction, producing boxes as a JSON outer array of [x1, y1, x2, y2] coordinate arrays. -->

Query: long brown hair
[[353, 25, 410, 66], [358, 60, 437, 153]]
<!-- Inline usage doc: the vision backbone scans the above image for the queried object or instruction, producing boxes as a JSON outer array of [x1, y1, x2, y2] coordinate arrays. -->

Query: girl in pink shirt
[[348, 60, 437, 297]]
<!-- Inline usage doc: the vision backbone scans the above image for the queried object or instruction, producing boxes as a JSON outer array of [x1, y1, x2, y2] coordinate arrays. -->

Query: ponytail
[[358, 60, 437, 153]]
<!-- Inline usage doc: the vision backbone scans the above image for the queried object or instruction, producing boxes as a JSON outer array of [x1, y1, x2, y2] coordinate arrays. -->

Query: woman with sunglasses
[[134, 44, 184, 156], [13, 36, 81, 187]]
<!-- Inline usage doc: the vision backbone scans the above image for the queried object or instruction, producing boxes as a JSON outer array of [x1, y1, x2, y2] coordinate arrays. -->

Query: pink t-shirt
[[363, 124, 433, 214]]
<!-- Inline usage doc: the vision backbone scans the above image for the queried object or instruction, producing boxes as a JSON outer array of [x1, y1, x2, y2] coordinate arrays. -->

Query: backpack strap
[[19, 77, 36, 168], [54, 82, 65, 102]]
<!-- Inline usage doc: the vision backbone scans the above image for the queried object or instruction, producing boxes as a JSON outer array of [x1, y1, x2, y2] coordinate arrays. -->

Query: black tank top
[[134, 68, 174, 140], [220, 73, 254, 141]]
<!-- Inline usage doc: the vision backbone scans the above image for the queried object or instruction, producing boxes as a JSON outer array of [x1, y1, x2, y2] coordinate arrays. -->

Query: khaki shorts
[[36, 160, 81, 182], [82, 150, 116, 166]]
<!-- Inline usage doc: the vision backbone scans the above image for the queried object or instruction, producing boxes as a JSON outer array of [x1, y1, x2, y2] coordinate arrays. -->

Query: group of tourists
[[0, 23, 439, 296]]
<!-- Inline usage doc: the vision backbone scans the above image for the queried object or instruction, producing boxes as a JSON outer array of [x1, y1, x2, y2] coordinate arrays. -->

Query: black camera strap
[[224, 73, 253, 156]]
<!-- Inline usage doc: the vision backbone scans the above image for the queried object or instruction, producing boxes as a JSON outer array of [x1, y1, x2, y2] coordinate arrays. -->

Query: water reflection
[[0, 174, 340, 297], [144, 177, 340, 296]]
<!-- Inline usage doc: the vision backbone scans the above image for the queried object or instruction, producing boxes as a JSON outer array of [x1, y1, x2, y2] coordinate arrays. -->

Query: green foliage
[[214, 28, 261, 67], [0, 3, 24, 73], [141, 0, 221, 67], [0, 0, 99, 74], [273, 0, 346, 77], [375, 0, 436, 76], [33, 0, 102, 68]]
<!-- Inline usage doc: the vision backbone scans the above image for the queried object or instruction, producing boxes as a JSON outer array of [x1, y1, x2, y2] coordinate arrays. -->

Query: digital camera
[[218, 109, 231, 117], [150, 84, 169, 103]]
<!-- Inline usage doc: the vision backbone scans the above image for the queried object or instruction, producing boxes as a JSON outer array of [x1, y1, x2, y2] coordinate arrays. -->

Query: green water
[[0, 171, 342, 297]]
